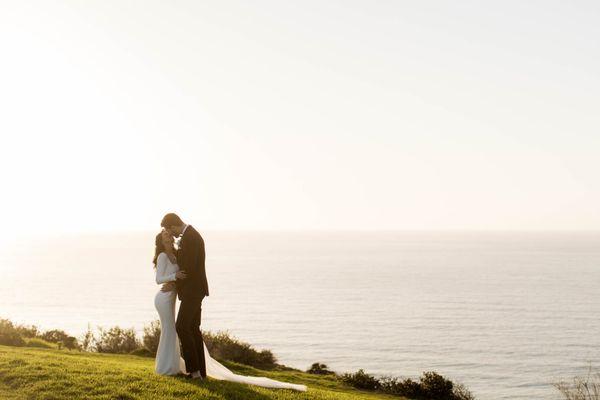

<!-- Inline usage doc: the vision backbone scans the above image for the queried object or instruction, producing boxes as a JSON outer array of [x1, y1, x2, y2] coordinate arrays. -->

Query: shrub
[[0, 319, 25, 347], [379, 376, 423, 398], [142, 320, 161, 356], [14, 324, 39, 338], [420, 371, 454, 399], [80, 324, 95, 351], [307, 362, 335, 375], [342, 369, 473, 400], [95, 326, 140, 354], [453, 382, 476, 400], [25, 338, 54, 349], [340, 369, 380, 390], [41, 329, 69, 343], [40, 329, 79, 350], [61, 336, 80, 350], [555, 366, 600, 400], [203, 331, 277, 370]]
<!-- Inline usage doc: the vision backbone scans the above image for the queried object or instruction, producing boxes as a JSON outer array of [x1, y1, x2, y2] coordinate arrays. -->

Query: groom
[[161, 213, 209, 379]]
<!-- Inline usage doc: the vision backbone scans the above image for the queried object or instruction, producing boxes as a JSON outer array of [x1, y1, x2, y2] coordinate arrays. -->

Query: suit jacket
[[176, 225, 209, 300]]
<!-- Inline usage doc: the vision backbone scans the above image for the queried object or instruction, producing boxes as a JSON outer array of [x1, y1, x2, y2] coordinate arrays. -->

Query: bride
[[153, 231, 307, 391]]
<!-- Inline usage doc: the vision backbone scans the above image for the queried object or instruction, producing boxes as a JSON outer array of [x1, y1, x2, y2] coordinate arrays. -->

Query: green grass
[[0, 345, 403, 400]]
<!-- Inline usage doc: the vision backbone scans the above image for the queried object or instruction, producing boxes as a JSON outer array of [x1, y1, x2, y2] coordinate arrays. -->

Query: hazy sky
[[1, 1, 599, 235]]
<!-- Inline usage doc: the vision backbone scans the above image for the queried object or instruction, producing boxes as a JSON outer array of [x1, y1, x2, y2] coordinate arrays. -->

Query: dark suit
[[175, 225, 209, 376]]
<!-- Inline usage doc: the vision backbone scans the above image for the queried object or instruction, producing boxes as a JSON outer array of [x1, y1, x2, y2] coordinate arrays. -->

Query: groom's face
[[166, 225, 182, 237]]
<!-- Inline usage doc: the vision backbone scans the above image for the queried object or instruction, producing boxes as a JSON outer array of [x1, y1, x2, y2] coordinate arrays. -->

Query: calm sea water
[[1, 231, 599, 399]]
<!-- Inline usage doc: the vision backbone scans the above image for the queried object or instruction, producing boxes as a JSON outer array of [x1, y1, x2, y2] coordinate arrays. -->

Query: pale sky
[[1, 1, 599, 235]]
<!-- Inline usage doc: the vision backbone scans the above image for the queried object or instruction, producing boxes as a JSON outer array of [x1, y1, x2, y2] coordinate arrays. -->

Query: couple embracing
[[153, 213, 306, 391]]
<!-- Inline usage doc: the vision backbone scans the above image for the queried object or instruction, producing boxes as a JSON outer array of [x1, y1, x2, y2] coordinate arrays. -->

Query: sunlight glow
[[1, 1, 599, 235]]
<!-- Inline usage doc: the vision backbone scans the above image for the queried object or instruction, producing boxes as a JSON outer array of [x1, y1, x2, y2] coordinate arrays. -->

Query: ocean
[[1, 231, 599, 399]]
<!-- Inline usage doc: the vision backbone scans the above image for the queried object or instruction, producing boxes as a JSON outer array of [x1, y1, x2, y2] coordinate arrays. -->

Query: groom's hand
[[176, 271, 187, 280], [161, 282, 176, 292]]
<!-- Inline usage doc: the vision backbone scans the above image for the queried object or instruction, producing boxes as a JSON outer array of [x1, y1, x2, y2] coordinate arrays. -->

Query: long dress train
[[202, 342, 306, 391], [154, 252, 307, 391]]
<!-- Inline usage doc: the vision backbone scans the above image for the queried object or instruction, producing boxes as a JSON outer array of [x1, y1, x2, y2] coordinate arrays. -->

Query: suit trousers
[[175, 296, 206, 377]]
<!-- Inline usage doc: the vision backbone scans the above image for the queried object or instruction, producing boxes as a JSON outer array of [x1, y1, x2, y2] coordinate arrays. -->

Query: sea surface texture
[[1, 231, 599, 399]]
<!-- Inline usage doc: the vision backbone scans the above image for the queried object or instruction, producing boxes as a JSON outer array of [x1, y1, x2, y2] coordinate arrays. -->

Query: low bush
[[80, 324, 95, 351], [95, 326, 140, 354], [142, 320, 161, 356], [420, 371, 455, 399], [204, 331, 277, 370], [40, 329, 79, 350], [340, 369, 380, 390], [342, 370, 474, 400], [41, 329, 69, 343], [379, 376, 423, 398], [555, 366, 600, 400], [0, 319, 80, 350], [0, 319, 25, 347], [14, 324, 39, 338], [307, 362, 336, 375], [59, 336, 79, 350], [453, 383, 476, 400]]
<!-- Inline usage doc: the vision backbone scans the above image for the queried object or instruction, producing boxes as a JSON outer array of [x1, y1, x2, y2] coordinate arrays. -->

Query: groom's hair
[[161, 213, 184, 228]]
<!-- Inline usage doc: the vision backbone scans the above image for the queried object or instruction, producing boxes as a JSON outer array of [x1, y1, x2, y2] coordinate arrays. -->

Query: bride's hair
[[153, 233, 166, 267]]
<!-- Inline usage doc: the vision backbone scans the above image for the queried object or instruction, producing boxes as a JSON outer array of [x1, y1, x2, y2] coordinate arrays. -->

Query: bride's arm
[[155, 253, 177, 284]]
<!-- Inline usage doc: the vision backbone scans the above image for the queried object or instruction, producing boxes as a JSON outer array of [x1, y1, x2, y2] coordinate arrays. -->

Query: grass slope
[[0, 345, 402, 400]]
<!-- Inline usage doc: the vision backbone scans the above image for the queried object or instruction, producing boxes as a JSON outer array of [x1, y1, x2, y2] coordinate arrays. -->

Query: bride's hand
[[176, 271, 187, 280]]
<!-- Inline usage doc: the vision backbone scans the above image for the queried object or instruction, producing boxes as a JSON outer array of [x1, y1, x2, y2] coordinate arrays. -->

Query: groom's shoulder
[[187, 225, 202, 239]]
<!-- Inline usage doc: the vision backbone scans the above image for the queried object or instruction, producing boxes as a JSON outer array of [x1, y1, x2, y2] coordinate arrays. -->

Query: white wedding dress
[[154, 252, 307, 391]]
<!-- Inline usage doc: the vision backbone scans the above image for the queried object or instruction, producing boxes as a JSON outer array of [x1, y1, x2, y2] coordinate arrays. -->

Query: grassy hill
[[0, 345, 402, 400]]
